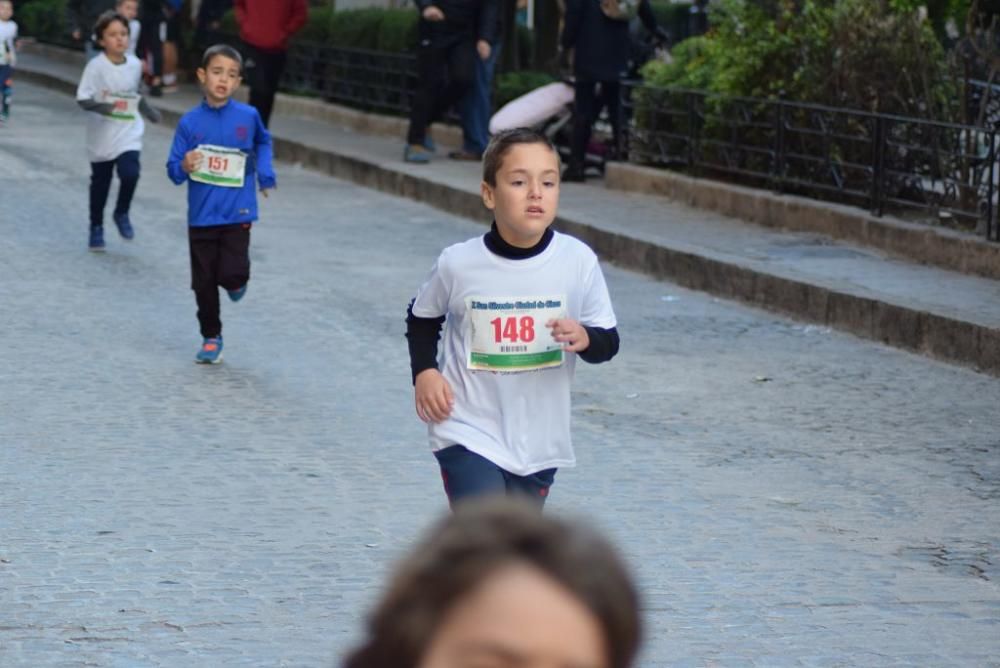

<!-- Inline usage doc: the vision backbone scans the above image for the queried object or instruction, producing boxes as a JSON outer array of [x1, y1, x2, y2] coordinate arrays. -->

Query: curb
[[18, 61, 1000, 376], [607, 162, 1000, 281]]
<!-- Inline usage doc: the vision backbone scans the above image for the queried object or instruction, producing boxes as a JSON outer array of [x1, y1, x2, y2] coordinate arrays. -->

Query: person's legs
[[216, 223, 251, 295], [140, 16, 163, 93], [567, 80, 598, 180], [456, 43, 499, 157], [0, 65, 11, 119], [406, 41, 449, 148], [247, 47, 287, 127], [189, 227, 223, 339], [89, 159, 115, 229], [434, 445, 507, 508], [113, 151, 140, 218], [597, 80, 622, 159], [435, 38, 475, 124], [504, 468, 557, 508]]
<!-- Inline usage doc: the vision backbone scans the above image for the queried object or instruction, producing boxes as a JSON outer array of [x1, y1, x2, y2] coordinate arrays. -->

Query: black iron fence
[[282, 41, 417, 116], [622, 82, 1000, 242]]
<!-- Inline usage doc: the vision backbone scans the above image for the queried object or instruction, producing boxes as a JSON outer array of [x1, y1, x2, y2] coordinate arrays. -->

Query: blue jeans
[[434, 444, 556, 509], [458, 45, 500, 155], [89, 151, 141, 229]]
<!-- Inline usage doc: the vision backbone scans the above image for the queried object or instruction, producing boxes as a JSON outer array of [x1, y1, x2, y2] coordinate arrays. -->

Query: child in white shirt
[[76, 10, 160, 251], [406, 128, 620, 509]]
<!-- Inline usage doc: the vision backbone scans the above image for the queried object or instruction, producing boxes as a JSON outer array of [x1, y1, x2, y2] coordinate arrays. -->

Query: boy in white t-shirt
[[0, 0, 17, 123], [406, 127, 620, 509], [76, 10, 160, 251]]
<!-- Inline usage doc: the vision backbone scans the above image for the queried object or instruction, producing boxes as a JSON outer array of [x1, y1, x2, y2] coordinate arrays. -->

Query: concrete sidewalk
[[13, 45, 1000, 375]]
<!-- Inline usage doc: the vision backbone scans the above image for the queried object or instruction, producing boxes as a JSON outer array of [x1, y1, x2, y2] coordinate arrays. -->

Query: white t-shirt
[[411, 231, 617, 476], [0, 20, 17, 66], [76, 52, 145, 162], [127, 19, 141, 57]]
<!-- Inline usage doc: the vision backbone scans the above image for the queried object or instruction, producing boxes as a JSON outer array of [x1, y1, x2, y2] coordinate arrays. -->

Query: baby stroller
[[489, 80, 614, 178], [489, 28, 671, 179]]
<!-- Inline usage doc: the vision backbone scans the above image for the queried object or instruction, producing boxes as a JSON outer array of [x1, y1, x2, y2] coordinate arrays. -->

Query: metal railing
[[621, 82, 1000, 242], [282, 41, 417, 116]]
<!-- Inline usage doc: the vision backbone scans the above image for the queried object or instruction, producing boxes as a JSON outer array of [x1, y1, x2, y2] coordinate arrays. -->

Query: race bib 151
[[190, 144, 247, 188]]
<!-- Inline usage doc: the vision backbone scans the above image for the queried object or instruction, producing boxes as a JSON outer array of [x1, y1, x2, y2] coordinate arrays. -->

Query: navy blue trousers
[[434, 445, 557, 509], [89, 151, 140, 229]]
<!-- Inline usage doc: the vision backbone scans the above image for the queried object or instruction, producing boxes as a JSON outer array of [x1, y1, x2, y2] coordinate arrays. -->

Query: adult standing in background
[[67, 0, 115, 60], [235, 0, 308, 128], [560, 0, 660, 182], [449, 9, 504, 161], [403, 0, 499, 164]]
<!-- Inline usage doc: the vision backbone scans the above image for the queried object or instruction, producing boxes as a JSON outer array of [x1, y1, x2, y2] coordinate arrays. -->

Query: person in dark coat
[[403, 0, 499, 163], [560, 0, 660, 181]]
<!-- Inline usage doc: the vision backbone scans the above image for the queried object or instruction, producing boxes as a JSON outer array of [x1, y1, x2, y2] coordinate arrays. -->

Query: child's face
[[116, 0, 138, 21], [418, 563, 608, 668], [482, 142, 561, 248], [197, 55, 242, 106], [99, 20, 130, 60], [0, 3, 13, 21]]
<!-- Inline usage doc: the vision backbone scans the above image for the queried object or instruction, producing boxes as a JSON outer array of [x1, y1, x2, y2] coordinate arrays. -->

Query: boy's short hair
[[343, 498, 642, 668], [115, 0, 136, 6], [201, 44, 243, 72], [93, 11, 128, 40], [482, 127, 561, 187]]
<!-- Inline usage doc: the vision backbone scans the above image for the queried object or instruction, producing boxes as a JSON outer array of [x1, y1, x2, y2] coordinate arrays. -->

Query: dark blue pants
[[434, 445, 557, 509], [89, 151, 140, 229], [458, 45, 500, 155], [0, 65, 11, 117]]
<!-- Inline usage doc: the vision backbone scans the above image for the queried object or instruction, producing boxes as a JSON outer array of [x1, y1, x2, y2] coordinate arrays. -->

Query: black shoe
[[149, 84, 162, 98], [562, 167, 586, 183]]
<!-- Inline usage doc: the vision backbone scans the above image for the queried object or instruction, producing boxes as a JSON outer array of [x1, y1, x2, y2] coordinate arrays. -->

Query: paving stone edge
[[607, 162, 1000, 281], [17, 64, 999, 376]]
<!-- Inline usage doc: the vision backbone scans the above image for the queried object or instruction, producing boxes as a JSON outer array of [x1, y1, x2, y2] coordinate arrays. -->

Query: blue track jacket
[[166, 99, 276, 227]]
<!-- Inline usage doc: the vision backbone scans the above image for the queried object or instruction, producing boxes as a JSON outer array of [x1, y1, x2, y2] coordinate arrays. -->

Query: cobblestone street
[[1, 82, 999, 666]]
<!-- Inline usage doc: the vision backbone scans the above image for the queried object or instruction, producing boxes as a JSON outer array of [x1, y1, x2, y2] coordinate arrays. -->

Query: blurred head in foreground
[[343, 498, 642, 668]]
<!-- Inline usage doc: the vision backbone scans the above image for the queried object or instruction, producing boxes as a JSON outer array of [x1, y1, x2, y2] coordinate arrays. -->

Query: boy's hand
[[414, 368, 454, 424], [260, 187, 273, 198], [182, 150, 203, 174], [546, 318, 590, 352]]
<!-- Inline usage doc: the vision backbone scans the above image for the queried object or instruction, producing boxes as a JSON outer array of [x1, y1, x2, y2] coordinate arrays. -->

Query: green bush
[[17, 0, 68, 41], [648, 1, 693, 42], [494, 70, 556, 109], [374, 10, 418, 52], [642, 0, 955, 119]]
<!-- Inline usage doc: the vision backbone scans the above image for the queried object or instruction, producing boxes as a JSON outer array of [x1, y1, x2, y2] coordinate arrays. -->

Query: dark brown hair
[[93, 11, 128, 43], [343, 498, 642, 668], [482, 127, 560, 187], [200, 44, 243, 72]]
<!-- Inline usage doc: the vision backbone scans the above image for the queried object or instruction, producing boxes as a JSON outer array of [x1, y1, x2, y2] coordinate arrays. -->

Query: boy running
[[167, 45, 275, 364], [0, 0, 17, 123], [406, 128, 620, 508]]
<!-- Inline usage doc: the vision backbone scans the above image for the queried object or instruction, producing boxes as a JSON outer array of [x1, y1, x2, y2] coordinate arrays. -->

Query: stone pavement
[[13, 45, 1000, 376], [2, 71, 999, 666]]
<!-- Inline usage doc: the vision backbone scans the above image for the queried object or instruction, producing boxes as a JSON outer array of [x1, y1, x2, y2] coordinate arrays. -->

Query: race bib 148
[[466, 295, 568, 372]]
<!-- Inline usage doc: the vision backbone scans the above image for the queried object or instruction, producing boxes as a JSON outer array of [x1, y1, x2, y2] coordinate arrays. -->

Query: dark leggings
[[89, 151, 140, 229], [188, 223, 252, 339]]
